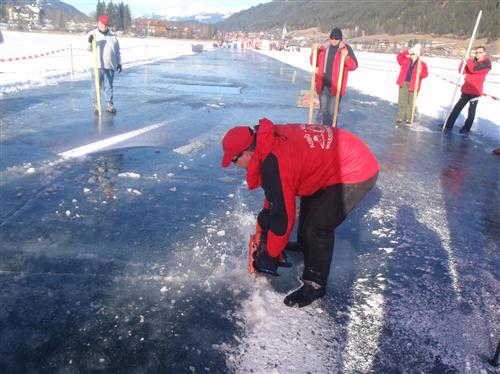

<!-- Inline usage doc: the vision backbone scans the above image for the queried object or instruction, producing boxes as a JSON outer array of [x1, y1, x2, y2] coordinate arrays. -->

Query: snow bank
[[256, 48, 499, 142], [0, 31, 213, 93]]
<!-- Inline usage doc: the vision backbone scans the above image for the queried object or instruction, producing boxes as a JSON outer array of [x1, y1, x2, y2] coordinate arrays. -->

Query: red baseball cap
[[221, 126, 254, 168], [98, 16, 109, 26]]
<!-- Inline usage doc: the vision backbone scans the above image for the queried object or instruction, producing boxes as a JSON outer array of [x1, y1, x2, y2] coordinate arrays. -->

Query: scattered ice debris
[[118, 172, 141, 179], [160, 286, 168, 294], [228, 194, 235, 198], [216, 230, 225, 237], [139, 315, 145, 323], [169, 187, 177, 192], [26, 167, 36, 174], [65, 210, 71, 217], [166, 172, 175, 178], [83, 188, 91, 194], [126, 188, 142, 196]]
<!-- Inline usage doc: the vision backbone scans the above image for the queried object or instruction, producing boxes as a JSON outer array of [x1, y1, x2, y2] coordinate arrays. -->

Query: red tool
[[248, 223, 291, 275]]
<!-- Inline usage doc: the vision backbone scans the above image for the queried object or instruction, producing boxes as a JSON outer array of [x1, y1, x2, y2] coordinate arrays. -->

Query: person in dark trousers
[[221, 118, 379, 308], [395, 43, 428, 124], [444, 46, 491, 134], [312, 28, 358, 125], [87, 15, 122, 114]]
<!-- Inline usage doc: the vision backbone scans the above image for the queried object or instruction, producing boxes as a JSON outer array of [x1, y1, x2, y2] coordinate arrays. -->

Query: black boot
[[283, 280, 325, 308], [284, 241, 303, 252]]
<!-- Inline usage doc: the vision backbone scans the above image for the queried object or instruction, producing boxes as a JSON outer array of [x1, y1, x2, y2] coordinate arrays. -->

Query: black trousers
[[296, 173, 378, 287], [445, 93, 480, 132]]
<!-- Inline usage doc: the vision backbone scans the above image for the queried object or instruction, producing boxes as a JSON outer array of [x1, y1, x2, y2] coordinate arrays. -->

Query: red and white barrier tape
[[433, 73, 498, 101], [0, 48, 69, 63]]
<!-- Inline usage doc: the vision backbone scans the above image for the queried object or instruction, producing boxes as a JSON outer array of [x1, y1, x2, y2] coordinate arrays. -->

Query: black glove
[[252, 241, 279, 276], [117, 64, 122, 73], [88, 34, 94, 43]]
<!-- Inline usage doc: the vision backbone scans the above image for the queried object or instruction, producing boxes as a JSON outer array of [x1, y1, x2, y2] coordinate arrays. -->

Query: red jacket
[[247, 118, 379, 257], [396, 50, 428, 92], [460, 57, 491, 96], [313, 43, 358, 96]]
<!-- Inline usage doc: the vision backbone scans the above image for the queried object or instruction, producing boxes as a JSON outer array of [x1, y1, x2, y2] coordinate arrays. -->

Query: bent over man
[[221, 118, 379, 307]]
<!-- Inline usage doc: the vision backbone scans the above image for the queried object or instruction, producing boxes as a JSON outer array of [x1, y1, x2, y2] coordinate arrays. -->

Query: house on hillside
[[7, 4, 42, 30]]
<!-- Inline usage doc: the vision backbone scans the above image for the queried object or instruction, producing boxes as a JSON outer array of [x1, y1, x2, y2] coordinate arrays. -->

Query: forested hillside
[[218, 0, 499, 42]]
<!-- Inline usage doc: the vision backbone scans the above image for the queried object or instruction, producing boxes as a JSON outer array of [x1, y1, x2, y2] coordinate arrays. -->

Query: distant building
[[134, 18, 167, 36], [8, 4, 42, 29]]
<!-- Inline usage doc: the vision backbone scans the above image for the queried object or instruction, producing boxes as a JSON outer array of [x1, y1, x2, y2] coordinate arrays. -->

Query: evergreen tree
[[106, 1, 115, 27], [96, 0, 106, 20], [123, 4, 131, 32], [117, 2, 125, 31]]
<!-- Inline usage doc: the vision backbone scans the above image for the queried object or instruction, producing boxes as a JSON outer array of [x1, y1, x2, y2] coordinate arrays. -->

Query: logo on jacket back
[[301, 125, 333, 150]]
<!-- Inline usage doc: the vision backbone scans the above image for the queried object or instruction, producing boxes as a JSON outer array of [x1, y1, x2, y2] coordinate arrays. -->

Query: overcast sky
[[65, 0, 271, 17]]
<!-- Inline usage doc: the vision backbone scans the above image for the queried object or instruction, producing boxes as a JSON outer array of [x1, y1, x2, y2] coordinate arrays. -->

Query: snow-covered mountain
[[141, 11, 233, 24]]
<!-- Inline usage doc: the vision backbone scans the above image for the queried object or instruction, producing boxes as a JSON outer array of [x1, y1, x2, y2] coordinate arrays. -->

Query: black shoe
[[106, 103, 117, 114], [396, 119, 402, 124], [284, 241, 303, 252], [283, 280, 325, 308], [459, 127, 469, 134]]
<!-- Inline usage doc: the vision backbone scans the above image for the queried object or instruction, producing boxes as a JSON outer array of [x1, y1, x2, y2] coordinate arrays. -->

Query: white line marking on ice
[[58, 122, 166, 159]]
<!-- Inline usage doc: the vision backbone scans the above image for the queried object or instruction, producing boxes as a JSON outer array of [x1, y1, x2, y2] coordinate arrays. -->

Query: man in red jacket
[[313, 28, 358, 125], [396, 43, 428, 124], [221, 118, 379, 307], [444, 46, 492, 134]]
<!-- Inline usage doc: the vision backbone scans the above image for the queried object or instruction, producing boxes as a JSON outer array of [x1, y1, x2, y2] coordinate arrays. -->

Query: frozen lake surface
[[1, 47, 499, 373]]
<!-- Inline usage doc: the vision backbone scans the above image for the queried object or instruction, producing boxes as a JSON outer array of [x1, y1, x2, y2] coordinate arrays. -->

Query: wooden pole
[[410, 57, 422, 127], [442, 10, 482, 131], [70, 44, 74, 80], [308, 43, 318, 124], [92, 34, 102, 117], [332, 53, 346, 127]]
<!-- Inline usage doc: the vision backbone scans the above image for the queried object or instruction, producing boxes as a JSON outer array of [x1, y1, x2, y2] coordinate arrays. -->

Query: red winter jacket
[[246, 118, 379, 257], [459, 57, 491, 96], [313, 43, 358, 96], [396, 50, 428, 92]]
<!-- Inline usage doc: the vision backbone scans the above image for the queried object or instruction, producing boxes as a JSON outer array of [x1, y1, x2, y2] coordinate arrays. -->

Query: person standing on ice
[[312, 28, 358, 125], [87, 15, 122, 114], [395, 43, 428, 125], [444, 46, 491, 134], [221, 118, 379, 307]]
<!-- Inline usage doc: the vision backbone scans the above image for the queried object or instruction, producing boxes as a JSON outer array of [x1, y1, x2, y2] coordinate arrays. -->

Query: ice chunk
[[118, 172, 140, 179]]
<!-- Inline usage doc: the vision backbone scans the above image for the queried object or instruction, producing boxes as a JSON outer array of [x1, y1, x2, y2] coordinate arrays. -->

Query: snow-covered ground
[[0, 30, 212, 93], [257, 47, 499, 141]]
